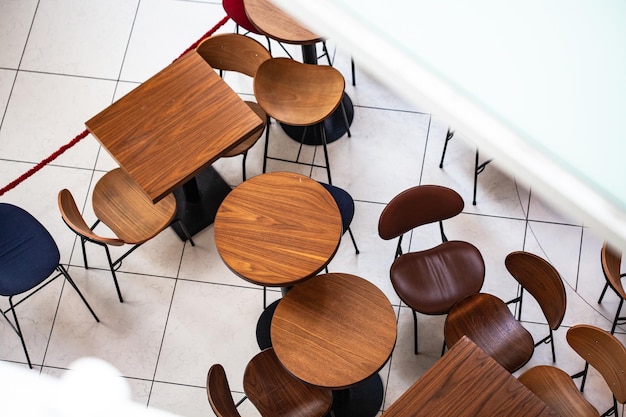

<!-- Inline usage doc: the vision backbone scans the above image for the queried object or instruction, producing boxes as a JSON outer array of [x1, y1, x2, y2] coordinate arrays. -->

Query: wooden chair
[[505, 251, 567, 362], [58, 168, 194, 302], [0, 203, 99, 368], [255, 57, 350, 184], [597, 241, 626, 334], [439, 128, 492, 205], [243, 347, 333, 417], [444, 292, 535, 373], [378, 185, 485, 354], [206, 364, 244, 417], [196, 33, 271, 181], [567, 324, 626, 417], [518, 365, 600, 417]]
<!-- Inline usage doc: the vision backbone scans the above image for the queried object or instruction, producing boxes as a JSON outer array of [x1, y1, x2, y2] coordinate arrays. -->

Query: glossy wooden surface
[[243, 348, 332, 417], [85, 51, 263, 203], [518, 366, 600, 417], [384, 336, 558, 416], [567, 324, 626, 404], [444, 292, 535, 373], [254, 58, 345, 126], [244, 0, 321, 44], [214, 172, 342, 286], [92, 168, 176, 244], [271, 273, 397, 389]]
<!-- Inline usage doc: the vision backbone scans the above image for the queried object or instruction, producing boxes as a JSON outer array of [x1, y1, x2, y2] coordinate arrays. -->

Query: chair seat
[[0, 204, 60, 296], [92, 168, 177, 244], [221, 101, 266, 157], [390, 241, 484, 315], [445, 292, 535, 373], [254, 58, 345, 126], [518, 366, 600, 417]]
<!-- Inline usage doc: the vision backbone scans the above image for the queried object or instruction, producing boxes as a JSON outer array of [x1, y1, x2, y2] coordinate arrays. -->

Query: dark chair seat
[[0, 206, 60, 296], [391, 241, 484, 315], [0, 203, 99, 368]]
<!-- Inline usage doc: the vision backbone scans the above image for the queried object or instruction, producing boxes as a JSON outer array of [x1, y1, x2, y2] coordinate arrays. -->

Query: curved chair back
[[505, 251, 566, 330], [206, 364, 242, 417], [444, 292, 534, 373], [567, 324, 626, 405], [58, 188, 124, 246], [518, 365, 600, 417], [196, 33, 271, 77], [602, 242, 625, 298], [254, 58, 345, 126], [222, 0, 262, 34], [378, 185, 464, 241], [243, 348, 332, 417]]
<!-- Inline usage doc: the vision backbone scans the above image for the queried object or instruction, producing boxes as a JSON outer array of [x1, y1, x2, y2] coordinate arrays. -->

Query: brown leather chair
[[444, 292, 535, 373], [378, 185, 485, 354], [567, 324, 626, 417], [505, 251, 567, 362], [206, 364, 243, 417], [255, 57, 350, 184], [58, 168, 193, 302], [196, 33, 271, 181], [518, 365, 600, 417], [597, 242, 626, 334]]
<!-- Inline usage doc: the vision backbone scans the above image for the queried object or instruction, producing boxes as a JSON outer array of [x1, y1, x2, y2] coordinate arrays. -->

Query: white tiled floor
[[1, 1, 624, 416]]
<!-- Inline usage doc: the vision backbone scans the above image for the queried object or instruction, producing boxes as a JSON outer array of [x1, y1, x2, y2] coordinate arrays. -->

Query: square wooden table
[[86, 50, 263, 238], [383, 336, 558, 416]]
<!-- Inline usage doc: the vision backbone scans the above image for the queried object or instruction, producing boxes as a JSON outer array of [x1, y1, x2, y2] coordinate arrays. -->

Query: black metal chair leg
[[351, 57, 356, 86], [320, 125, 332, 185], [413, 309, 419, 354], [347, 227, 359, 254], [9, 296, 32, 368], [58, 264, 99, 322], [439, 128, 454, 168], [104, 245, 124, 303]]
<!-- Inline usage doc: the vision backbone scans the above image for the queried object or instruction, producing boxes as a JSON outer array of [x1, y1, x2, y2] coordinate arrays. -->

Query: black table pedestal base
[[171, 166, 231, 240], [256, 299, 280, 350], [330, 373, 384, 417], [280, 93, 354, 145]]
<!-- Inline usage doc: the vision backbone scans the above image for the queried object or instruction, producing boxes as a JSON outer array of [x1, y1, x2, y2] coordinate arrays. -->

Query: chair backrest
[[567, 324, 626, 404], [222, 0, 261, 34], [243, 348, 332, 417], [378, 185, 464, 240], [57, 189, 124, 246], [206, 364, 242, 417], [505, 251, 566, 330], [196, 33, 271, 77], [601, 242, 625, 298]]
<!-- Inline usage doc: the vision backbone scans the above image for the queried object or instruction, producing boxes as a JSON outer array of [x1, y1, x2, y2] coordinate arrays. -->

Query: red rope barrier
[[0, 16, 231, 198]]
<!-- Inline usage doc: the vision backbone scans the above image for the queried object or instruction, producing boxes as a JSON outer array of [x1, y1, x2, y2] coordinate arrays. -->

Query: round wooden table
[[214, 172, 342, 287], [243, 0, 354, 144], [271, 272, 397, 417]]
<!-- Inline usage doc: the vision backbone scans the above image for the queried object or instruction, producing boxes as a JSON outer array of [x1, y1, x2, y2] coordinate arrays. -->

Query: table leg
[[330, 373, 384, 417], [170, 165, 232, 240], [280, 44, 354, 145]]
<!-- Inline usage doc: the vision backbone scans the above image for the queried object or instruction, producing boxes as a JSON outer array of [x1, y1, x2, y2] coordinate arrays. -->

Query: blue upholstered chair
[[0, 203, 99, 368]]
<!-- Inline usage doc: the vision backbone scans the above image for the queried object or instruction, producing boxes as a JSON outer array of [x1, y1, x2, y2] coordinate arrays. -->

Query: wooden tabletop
[[85, 51, 263, 203], [271, 273, 397, 389], [244, 0, 321, 44], [383, 336, 558, 416], [214, 172, 342, 287]]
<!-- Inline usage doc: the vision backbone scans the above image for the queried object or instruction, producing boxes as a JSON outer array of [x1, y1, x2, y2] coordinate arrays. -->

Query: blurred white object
[[1, 358, 181, 417]]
